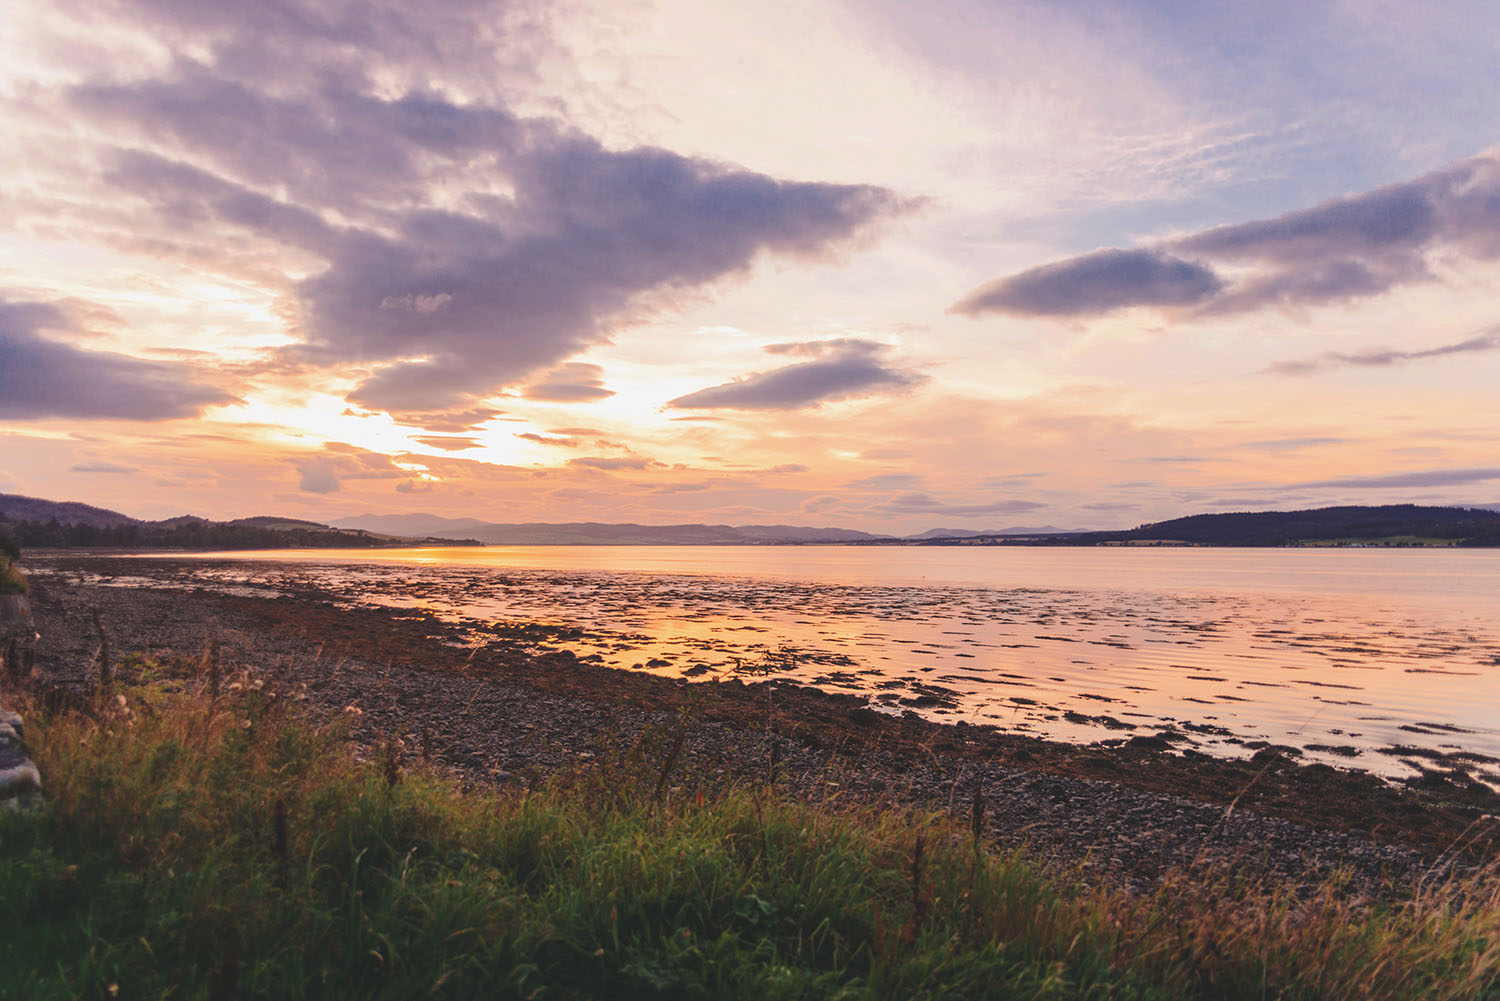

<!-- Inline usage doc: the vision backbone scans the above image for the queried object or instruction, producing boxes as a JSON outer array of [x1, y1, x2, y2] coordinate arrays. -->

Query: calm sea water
[[124, 546, 1500, 781]]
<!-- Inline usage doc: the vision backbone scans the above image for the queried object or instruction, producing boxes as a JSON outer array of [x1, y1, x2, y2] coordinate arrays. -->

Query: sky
[[2, 0, 1499, 533]]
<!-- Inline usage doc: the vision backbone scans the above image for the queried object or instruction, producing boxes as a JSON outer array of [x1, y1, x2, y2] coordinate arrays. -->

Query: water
[[120, 546, 1500, 780]]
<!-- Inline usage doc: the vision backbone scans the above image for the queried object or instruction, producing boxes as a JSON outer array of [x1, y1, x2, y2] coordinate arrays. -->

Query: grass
[[1, 670, 1498, 1000], [0, 554, 27, 596]]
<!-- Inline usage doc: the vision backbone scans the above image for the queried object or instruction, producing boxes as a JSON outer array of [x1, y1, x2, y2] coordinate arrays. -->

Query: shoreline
[[15, 553, 1500, 892]]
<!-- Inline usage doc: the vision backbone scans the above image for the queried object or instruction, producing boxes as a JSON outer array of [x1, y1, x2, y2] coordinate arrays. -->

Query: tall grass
[[1, 674, 1496, 1000]]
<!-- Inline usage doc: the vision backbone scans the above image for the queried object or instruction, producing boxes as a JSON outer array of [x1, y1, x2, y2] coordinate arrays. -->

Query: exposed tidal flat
[[19, 550, 1500, 862], [43, 545, 1500, 781]]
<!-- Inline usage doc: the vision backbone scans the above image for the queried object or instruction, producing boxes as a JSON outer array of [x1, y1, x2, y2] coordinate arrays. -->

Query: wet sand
[[13, 553, 1500, 891]]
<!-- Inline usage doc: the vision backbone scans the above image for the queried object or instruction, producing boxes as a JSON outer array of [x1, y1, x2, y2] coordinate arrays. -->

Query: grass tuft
[[1, 676, 1497, 999]]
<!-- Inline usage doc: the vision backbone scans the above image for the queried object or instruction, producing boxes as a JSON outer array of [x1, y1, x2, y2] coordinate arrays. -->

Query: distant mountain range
[[0, 492, 1064, 547], [330, 513, 1073, 545], [331, 513, 890, 545], [6, 492, 1500, 548]]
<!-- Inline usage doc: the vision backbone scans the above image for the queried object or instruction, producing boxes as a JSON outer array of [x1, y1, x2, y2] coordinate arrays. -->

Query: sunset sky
[[3, 0, 1500, 533]]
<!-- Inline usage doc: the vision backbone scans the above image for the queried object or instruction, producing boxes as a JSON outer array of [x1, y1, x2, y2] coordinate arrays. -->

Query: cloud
[[68, 462, 138, 474], [954, 150, 1500, 320], [520, 363, 615, 403], [413, 436, 481, 451], [869, 492, 1048, 518], [297, 464, 340, 494], [569, 456, 657, 471], [1264, 328, 1500, 376], [845, 472, 924, 490], [952, 249, 1223, 318], [1296, 467, 1500, 489], [515, 432, 578, 447], [386, 408, 504, 433], [1238, 437, 1351, 451], [668, 339, 924, 410], [293, 444, 405, 493], [1175, 182, 1440, 263], [0, 298, 235, 421], [73, 53, 910, 414]]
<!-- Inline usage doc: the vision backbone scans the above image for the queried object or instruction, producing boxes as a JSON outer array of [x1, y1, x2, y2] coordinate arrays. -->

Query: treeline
[[1042, 504, 1500, 547], [0, 516, 475, 551]]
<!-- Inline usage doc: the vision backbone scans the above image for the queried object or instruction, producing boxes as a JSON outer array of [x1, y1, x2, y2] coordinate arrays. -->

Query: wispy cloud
[[868, 492, 1047, 518], [1264, 329, 1500, 376], [413, 436, 481, 451], [515, 432, 578, 447], [952, 249, 1222, 317], [1237, 436, 1351, 450], [520, 364, 615, 403], [0, 298, 235, 421], [1296, 467, 1500, 489], [668, 339, 923, 410], [569, 455, 658, 471], [293, 444, 406, 494], [68, 462, 137, 474]]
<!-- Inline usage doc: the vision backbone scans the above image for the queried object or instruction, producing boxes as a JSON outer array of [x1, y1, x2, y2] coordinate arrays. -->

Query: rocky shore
[[16, 553, 1500, 897]]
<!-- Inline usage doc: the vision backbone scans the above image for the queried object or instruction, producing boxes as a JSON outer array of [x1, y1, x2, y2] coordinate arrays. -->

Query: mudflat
[[16, 553, 1500, 895]]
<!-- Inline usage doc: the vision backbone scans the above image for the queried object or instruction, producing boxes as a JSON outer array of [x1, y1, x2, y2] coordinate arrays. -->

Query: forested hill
[[0, 493, 480, 550], [1045, 505, 1500, 547]]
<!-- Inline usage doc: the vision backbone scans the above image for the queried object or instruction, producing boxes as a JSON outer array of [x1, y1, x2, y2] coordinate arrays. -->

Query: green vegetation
[[0, 531, 26, 595], [2, 677, 1498, 1000], [1296, 536, 1462, 548]]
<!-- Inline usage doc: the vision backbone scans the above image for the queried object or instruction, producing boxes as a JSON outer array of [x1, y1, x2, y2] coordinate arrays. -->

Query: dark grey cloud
[[952, 249, 1223, 318], [0, 298, 235, 421], [955, 152, 1500, 320], [520, 363, 615, 403], [1264, 328, 1500, 376], [79, 73, 524, 219], [668, 339, 923, 410], [1296, 467, 1500, 489], [74, 48, 909, 415], [1200, 257, 1424, 315], [103, 150, 338, 253], [111, 0, 541, 102], [1175, 183, 1440, 263]]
